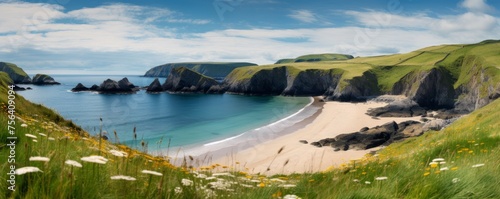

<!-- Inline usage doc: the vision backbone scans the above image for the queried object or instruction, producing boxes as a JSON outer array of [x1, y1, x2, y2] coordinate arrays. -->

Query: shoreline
[[164, 96, 322, 165], [196, 99, 422, 175]]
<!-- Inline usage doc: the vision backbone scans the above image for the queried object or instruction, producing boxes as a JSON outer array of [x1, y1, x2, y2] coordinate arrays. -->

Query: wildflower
[[181, 178, 193, 186], [81, 155, 108, 164], [472, 164, 485, 168], [206, 177, 217, 180], [29, 156, 50, 162], [353, 179, 360, 182], [16, 167, 43, 175], [21, 124, 28, 127], [25, 134, 37, 139], [33, 140, 38, 142], [174, 187, 182, 194], [375, 177, 388, 181], [141, 170, 163, 176], [110, 175, 136, 181], [365, 181, 371, 184], [109, 150, 128, 157], [452, 178, 460, 183], [270, 178, 286, 183], [212, 172, 234, 177], [283, 194, 302, 199], [440, 167, 449, 171], [278, 184, 297, 188], [439, 162, 446, 165], [429, 162, 438, 168], [423, 172, 430, 176], [195, 174, 207, 179], [48, 137, 55, 141], [258, 182, 265, 188], [240, 184, 253, 188], [65, 160, 83, 167], [432, 158, 445, 162], [451, 167, 458, 171], [38, 133, 47, 137]]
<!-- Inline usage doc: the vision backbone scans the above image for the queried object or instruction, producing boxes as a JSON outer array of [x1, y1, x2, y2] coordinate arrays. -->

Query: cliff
[[222, 40, 500, 112], [162, 67, 221, 93], [32, 74, 60, 85], [0, 62, 31, 83], [144, 62, 257, 79]]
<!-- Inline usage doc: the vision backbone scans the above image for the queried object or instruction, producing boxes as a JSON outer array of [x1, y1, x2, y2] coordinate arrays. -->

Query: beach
[[197, 97, 422, 175]]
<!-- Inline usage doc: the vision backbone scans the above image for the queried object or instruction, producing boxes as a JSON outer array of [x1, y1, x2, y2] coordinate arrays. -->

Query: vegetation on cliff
[[225, 40, 500, 111], [275, 53, 354, 64], [0, 62, 31, 84]]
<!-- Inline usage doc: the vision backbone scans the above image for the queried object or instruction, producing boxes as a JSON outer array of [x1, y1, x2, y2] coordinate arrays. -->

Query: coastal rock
[[299, 140, 308, 144], [327, 71, 381, 102], [282, 69, 342, 96], [226, 66, 288, 95], [392, 67, 455, 109], [32, 74, 60, 85], [311, 121, 423, 151], [366, 99, 427, 117], [98, 78, 139, 93], [71, 83, 89, 92], [0, 62, 31, 84], [146, 78, 163, 92], [162, 67, 220, 93], [89, 84, 99, 90]]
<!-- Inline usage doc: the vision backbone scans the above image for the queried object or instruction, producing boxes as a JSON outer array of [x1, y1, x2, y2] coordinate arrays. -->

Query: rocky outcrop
[[327, 71, 381, 101], [71, 83, 89, 92], [32, 74, 60, 85], [311, 121, 424, 151], [453, 56, 500, 112], [71, 78, 139, 94], [162, 67, 220, 93], [144, 62, 257, 79], [392, 67, 455, 109], [366, 98, 427, 117], [146, 78, 163, 92], [225, 66, 288, 95], [0, 62, 31, 84], [282, 69, 342, 96]]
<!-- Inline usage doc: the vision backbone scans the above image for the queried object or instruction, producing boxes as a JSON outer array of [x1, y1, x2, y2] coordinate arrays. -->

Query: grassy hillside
[[231, 40, 500, 96], [275, 53, 354, 64], [1, 65, 499, 198]]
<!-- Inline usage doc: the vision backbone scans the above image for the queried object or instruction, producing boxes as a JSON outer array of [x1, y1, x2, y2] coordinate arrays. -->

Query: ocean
[[18, 75, 315, 153]]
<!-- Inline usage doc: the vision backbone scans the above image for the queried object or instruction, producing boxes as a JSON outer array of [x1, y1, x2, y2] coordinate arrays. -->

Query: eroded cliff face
[[225, 66, 288, 95], [0, 62, 31, 84], [162, 67, 220, 93], [453, 56, 500, 112], [392, 68, 455, 109], [282, 69, 342, 96], [327, 71, 380, 101]]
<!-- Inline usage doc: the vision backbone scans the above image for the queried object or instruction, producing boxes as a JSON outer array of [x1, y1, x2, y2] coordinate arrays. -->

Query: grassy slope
[[275, 53, 353, 64], [230, 40, 500, 94], [1, 71, 499, 198]]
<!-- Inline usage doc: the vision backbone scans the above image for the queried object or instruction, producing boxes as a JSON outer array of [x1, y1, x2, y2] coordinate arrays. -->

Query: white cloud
[[460, 0, 493, 13], [0, 1, 65, 33], [0, 1, 499, 75], [288, 10, 318, 23]]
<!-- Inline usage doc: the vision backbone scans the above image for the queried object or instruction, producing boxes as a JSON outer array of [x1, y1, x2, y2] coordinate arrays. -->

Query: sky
[[0, 0, 499, 75]]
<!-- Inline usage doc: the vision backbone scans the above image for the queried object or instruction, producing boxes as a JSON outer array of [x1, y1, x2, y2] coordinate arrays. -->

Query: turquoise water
[[18, 75, 311, 150]]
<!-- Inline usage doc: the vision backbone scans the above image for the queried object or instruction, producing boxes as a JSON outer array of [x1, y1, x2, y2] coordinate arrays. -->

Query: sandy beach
[[202, 98, 422, 175]]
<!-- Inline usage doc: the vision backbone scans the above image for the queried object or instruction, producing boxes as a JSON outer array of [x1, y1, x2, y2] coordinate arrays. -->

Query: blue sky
[[1, 0, 499, 75]]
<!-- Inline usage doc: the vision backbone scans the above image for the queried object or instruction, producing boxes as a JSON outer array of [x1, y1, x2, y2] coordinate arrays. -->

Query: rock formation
[[144, 62, 257, 79], [0, 62, 31, 84], [71, 78, 139, 94], [71, 83, 89, 92], [32, 74, 60, 85], [162, 67, 220, 93], [146, 78, 163, 92]]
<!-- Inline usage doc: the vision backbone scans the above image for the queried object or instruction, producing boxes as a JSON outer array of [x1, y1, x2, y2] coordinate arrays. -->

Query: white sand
[[209, 101, 421, 175]]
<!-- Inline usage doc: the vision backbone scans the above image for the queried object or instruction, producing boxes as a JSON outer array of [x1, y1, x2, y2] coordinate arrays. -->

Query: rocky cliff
[[144, 62, 257, 79], [32, 74, 60, 85], [0, 62, 31, 84], [162, 67, 220, 93]]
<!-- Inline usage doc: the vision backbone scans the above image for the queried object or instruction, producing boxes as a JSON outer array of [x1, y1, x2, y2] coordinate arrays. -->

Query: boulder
[[89, 84, 99, 90], [146, 78, 163, 92], [32, 74, 60, 85], [299, 140, 308, 144], [71, 83, 89, 92], [366, 99, 426, 117]]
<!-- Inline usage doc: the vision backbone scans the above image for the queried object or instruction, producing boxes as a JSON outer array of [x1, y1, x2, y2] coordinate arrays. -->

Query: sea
[[18, 75, 318, 155]]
